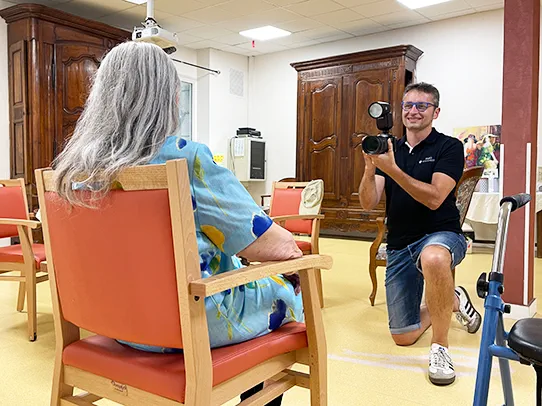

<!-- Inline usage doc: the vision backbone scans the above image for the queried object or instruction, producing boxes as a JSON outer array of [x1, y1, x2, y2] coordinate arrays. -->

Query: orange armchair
[[36, 160, 332, 406], [0, 178, 48, 341], [260, 177, 296, 213], [269, 181, 325, 308], [368, 166, 484, 306]]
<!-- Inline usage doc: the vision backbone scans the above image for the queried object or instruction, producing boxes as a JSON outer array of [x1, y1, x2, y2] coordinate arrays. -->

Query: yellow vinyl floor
[[0, 237, 540, 405]]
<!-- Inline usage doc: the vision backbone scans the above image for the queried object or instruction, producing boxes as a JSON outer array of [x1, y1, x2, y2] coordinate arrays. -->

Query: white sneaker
[[455, 286, 482, 334], [428, 343, 455, 386]]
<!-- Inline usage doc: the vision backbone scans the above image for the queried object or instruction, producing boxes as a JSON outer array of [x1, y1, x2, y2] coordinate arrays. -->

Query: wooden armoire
[[0, 4, 130, 209], [291, 45, 423, 238]]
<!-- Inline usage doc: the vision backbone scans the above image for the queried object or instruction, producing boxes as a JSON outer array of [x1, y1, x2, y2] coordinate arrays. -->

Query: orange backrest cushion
[[44, 190, 183, 349], [269, 187, 312, 235], [0, 183, 27, 239]]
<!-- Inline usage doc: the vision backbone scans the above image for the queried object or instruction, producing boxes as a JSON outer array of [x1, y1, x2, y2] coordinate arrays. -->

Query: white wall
[[208, 49, 249, 158], [197, 49, 211, 146], [250, 9, 508, 193]]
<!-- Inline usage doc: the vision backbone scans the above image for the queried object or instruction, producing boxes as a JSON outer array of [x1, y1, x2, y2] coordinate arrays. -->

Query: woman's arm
[[238, 222, 302, 262]]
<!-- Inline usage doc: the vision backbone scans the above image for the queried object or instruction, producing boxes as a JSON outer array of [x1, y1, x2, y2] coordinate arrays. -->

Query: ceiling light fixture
[[396, 0, 451, 9], [239, 26, 291, 41], [124, 0, 147, 4]]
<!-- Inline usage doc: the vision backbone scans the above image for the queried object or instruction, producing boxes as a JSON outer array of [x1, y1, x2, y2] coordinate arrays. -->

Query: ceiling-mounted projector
[[132, 0, 178, 54]]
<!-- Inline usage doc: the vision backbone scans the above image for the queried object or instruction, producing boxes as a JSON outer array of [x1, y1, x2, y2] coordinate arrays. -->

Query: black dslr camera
[[361, 102, 397, 155]]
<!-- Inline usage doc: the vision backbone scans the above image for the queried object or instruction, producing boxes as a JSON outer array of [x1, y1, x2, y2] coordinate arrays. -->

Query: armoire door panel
[[345, 70, 390, 203], [304, 79, 342, 202], [55, 44, 105, 155], [8, 40, 29, 181], [309, 146, 336, 196], [14, 123, 25, 175], [310, 83, 339, 143], [41, 42, 56, 168]]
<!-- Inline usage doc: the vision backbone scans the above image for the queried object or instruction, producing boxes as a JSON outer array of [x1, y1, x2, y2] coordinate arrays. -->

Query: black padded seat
[[508, 318, 542, 365]]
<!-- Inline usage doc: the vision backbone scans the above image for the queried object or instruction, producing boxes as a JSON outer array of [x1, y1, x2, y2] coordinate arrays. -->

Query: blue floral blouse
[[121, 137, 304, 351]]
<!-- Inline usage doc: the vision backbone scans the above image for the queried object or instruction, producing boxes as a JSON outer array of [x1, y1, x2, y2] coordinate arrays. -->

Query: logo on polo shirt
[[419, 156, 435, 164]]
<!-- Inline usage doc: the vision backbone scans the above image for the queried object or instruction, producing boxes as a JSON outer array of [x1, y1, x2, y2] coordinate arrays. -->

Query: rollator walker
[[473, 193, 542, 405]]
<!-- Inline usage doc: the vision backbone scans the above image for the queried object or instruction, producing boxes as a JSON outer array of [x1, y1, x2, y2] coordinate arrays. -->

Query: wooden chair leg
[[368, 261, 378, 306], [51, 362, 74, 406], [298, 269, 327, 406], [26, 266, 37, 341], [315, 269, 324, 309], [17, 279, 26, 312]]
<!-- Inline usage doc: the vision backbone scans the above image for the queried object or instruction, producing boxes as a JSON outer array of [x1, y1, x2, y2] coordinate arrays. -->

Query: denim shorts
[[385, 231, 468, 335]]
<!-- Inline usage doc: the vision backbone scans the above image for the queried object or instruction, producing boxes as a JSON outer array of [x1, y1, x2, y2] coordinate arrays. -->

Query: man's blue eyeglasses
[[401, 101, 436, 112]]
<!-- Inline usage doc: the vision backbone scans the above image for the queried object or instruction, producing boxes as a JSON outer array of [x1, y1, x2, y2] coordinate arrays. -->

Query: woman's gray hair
[[53, 41, 180, 206]]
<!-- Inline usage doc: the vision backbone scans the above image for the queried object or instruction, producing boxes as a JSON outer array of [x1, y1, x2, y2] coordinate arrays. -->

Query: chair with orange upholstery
[[367, 166, 484, 306], [260, 177, 297, 214], [36, 160, 332, 406], [269, 180, 325, 308], [0, 178, 48, 341]]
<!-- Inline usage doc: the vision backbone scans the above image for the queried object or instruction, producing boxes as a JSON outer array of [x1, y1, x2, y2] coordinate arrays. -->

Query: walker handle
[[499, 193, 531, 212]]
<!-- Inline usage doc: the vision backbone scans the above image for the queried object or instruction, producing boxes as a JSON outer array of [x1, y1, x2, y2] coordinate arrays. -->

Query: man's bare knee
[[392, 332, 419, 346], [420, 245, 451, 273]]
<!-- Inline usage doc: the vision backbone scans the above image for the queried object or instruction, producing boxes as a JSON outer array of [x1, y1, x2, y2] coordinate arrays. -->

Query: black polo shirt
[[375, 128, 464, 250]]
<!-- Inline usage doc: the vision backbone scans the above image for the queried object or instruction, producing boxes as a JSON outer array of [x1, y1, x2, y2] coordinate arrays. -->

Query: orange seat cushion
[[0, 244, 46, 267], [63, 322, 308, 403], [295, 240, 312, 253]]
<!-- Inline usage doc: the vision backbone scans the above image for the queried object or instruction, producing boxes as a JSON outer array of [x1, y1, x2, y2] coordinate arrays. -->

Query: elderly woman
[[52, 41, 303, 405]]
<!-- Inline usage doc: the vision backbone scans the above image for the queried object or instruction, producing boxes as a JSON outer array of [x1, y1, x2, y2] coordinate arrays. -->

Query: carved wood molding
[[352, 58, 399, 72], [63, 54, 101, 67], [0, 4, 130, 41], [291, 45, 423, 72], [300, 65, 353, 80]]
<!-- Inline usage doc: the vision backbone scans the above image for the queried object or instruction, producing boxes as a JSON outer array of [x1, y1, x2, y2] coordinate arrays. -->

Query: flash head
[[368, 102, 390, 119], [368, 101, 393, 133]]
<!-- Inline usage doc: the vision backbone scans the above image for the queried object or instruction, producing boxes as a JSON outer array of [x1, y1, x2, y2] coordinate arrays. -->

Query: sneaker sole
[[457, 286, 482, 334], [429, 374, 456, 386]]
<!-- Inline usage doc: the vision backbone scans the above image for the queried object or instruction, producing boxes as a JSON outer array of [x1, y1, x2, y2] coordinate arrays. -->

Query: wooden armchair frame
[[0, 178, 48, 340], [36, 160, 333, 406]]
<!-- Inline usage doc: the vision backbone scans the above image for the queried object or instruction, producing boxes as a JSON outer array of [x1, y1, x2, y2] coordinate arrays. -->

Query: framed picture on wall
[[452, 125, 501, 178]]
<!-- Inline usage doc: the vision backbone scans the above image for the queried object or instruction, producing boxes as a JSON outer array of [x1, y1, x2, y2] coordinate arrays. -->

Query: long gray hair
[[53, 41, 180, 206]]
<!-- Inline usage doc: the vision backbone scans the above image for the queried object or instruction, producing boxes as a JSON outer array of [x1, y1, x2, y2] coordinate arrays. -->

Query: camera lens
[[362, 136, 388, 155]]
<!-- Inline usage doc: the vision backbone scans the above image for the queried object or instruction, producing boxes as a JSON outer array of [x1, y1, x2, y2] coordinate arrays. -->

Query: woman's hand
[[283, 273, 301, 295]]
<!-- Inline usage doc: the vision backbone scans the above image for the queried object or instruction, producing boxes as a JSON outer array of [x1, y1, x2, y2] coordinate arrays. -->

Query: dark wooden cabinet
[[292, 45, 423, 238], [0, 4, 130, 209]]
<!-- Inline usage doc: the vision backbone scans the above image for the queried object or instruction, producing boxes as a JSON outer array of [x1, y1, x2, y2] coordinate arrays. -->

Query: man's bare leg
[[420, 245, 454, 348]]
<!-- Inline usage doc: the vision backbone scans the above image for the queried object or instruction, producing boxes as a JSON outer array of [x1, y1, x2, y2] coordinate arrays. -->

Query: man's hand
[[369, 139, 398, 175], [363, 144, 377, 173]]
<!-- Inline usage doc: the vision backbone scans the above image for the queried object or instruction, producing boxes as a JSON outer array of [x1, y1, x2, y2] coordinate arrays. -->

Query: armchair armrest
[[271, 214, 325, 222], [190, 254, 332, 297], [0, 218, 40, 229]]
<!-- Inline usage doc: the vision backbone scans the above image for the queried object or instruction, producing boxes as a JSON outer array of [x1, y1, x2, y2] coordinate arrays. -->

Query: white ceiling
[[0, 0, 503, 55]]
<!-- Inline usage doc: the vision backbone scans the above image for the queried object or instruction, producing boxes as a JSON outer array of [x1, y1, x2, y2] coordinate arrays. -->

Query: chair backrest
[[455, 166, 484, 226], [0, 178, 29, 239], [269, 181, 323, 235], [35, 161, 201, 350]]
